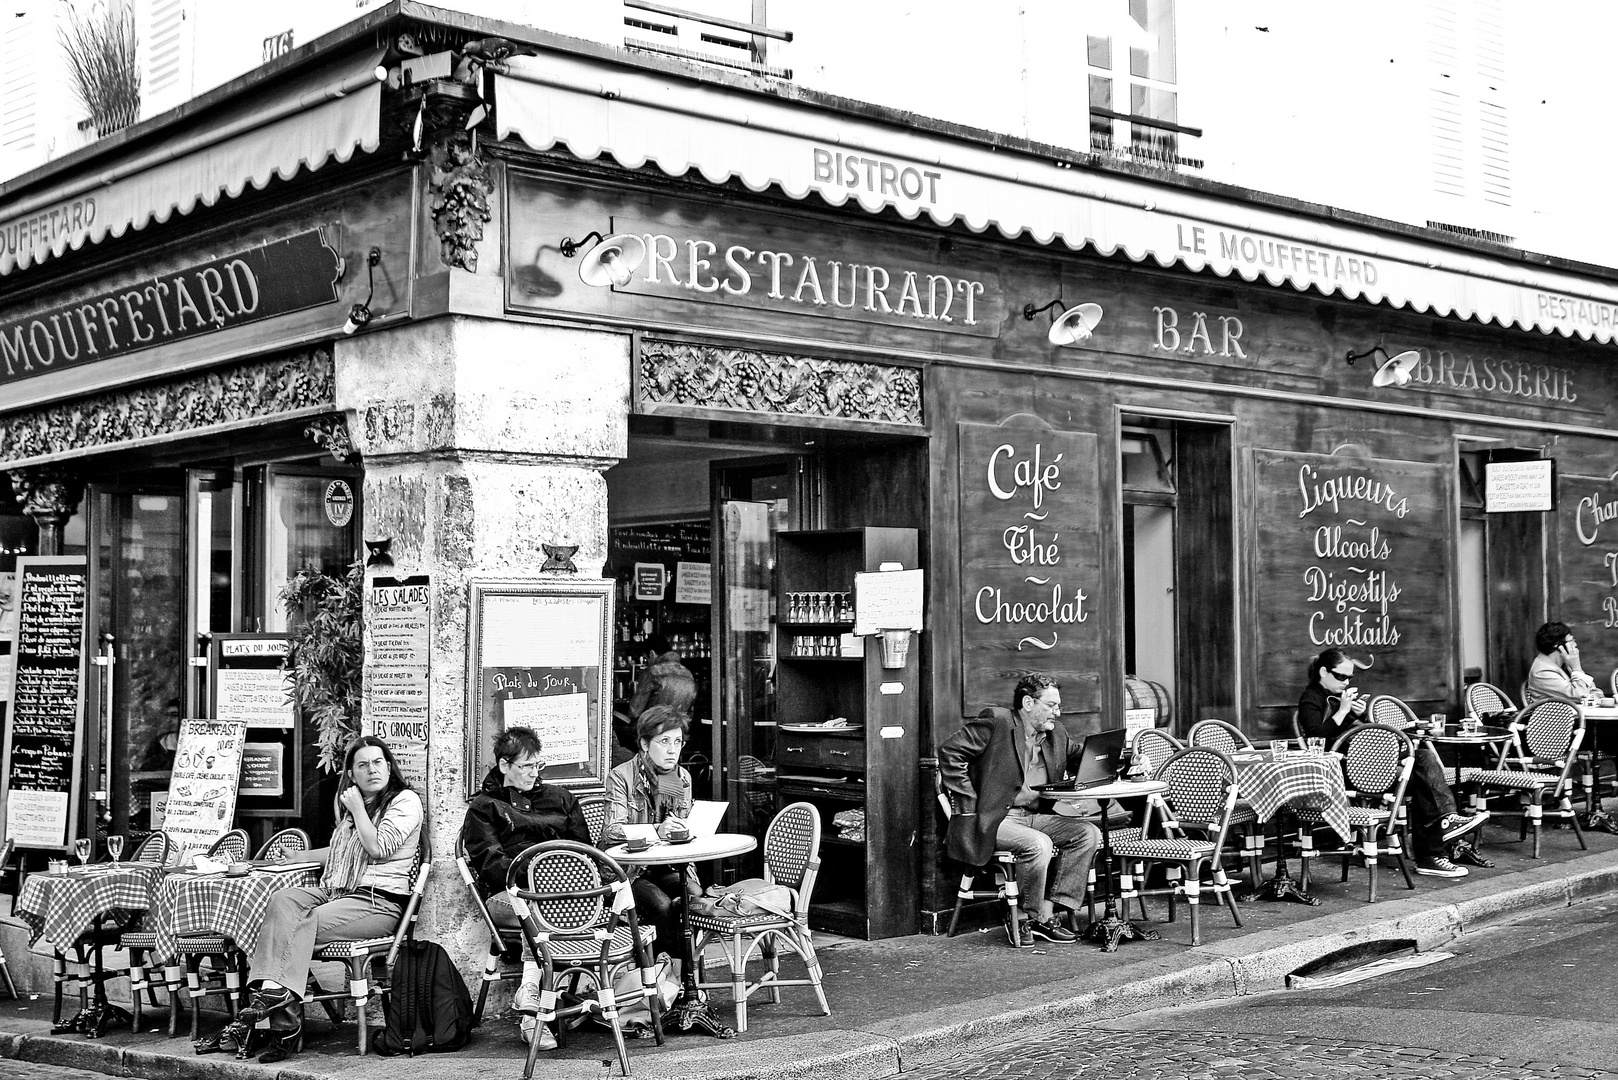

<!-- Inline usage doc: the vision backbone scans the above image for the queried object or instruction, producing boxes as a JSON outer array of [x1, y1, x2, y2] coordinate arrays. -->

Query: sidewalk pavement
[[4, 822, 1618, 1080]]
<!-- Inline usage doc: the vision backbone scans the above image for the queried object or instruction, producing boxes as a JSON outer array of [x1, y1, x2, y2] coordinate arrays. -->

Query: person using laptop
[[1296, 648, 1485, 878], [938, 674, 1101, 944]]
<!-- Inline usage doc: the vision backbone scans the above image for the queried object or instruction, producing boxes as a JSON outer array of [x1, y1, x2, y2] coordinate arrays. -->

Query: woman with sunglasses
[[1296, 647, 1369, 741], [463, 725, 591, 1050]]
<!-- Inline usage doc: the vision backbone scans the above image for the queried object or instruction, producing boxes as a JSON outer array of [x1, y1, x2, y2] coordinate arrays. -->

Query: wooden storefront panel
[[1556, 468, 1618, 663]]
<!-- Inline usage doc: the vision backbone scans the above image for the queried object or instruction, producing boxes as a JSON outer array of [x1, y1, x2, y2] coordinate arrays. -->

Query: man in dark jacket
[[461, 726, 591, 1049], [938, 674, 1100, 944]]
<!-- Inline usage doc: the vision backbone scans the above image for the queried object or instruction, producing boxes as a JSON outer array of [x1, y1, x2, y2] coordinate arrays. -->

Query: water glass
[[1269, 738, 1289, 758], [106, 835, 125, 862], [1429, 714, 1448, 733], [1306, 737, 1326, 755]]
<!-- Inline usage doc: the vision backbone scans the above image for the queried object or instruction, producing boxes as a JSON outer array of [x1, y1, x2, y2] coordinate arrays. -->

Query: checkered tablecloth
[[15, 864, 165, 950], [1233, 753, 1352, 841], [149, 866, 321, 964]]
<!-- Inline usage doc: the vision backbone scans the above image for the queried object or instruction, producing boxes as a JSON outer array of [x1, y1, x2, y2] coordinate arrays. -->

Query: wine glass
[[74, 837, 92, 867], [106, 835, 125, 863]]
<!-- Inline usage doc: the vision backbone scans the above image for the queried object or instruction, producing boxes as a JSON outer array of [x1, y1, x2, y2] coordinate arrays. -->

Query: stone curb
[[5, 853, 1618, 1080]]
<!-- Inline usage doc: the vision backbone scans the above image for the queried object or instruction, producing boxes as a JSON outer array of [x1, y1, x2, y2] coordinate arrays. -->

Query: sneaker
[[1004, 918, 1035, 947], [512, 982, 541, 1017], [1415, 856, 1468, 878], [1439, 811, 1488, 841], [1027, 918, 1078, 943], [520, 1017, 558, 1050]]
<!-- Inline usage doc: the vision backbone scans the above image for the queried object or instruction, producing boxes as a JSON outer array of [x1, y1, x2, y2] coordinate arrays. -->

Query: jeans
[[1407, 744, 1460, 859], [249, 887, 403, 996], [995, 809, 1102, 917], [630, 866, 694, 965]]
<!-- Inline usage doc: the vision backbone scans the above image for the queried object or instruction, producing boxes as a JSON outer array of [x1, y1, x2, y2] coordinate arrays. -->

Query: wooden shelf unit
[[773, 527, 919, 940]]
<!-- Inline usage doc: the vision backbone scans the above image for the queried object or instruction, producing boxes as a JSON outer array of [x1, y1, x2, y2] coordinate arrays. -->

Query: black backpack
[[373, 940, 475, 1056]]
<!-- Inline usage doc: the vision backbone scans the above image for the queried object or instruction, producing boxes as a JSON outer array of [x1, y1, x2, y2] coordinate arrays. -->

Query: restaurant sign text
[[1558, 470, 1618, 636], [0, 229, 341, 385]]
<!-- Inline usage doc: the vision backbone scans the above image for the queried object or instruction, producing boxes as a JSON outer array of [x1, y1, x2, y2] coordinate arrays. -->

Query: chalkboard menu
[[466, 577, 613, 793], [958, 420, 1103, 718], [1251, 450, 1450, 716], [1556, 468, 1618, 657], [0, 556, 90, 850]]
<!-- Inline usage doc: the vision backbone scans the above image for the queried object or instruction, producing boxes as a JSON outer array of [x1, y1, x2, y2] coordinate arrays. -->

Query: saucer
[[665, 835, 694, 846]]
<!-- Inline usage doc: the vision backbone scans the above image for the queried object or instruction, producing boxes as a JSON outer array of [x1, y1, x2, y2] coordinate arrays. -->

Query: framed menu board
[[210, 633, 300, 816], [466, 578, 613, 793], [0, 556, 90, 851]]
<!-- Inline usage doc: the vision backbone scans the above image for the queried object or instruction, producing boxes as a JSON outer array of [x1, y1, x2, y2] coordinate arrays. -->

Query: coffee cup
[[626, 836, 652, 853]]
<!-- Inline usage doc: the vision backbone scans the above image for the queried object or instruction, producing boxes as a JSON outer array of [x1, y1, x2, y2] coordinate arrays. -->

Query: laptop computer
[[1036, 727, 1130, 792]]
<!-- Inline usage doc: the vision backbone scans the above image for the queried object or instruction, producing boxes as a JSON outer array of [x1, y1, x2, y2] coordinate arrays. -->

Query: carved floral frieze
[[637, 340, 923, 426], [0, 348, 336, 465]]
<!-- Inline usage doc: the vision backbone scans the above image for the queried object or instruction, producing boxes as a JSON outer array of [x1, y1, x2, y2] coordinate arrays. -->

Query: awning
[[496, 53, 1618, 346], [0, 50, 385, 276]]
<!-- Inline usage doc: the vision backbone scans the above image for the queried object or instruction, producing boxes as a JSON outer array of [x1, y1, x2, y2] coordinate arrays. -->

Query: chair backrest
[[454, 831, 509, 946], [1187, 718, 1251, 756], [1465, 682, 1516, 720], [255, 828, 310, 861], [1366, 695, 1418, 731], [1335, 723, 1413, 798], [577, 790, 610, 847], [1612, 667, 1618, 699], [515, 840, 630, 936], [1132, 728, 1184, 776], [132, 832, 173, 865], [1154, 746, 1238, 836], [1517, 699, 1582, 761], [763, 801, 820, 895], [205, 829, 251, 863]]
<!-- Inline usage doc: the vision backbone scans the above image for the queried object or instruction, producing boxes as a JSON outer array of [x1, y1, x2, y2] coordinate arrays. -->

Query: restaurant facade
[[4, 5, 1618, 974]]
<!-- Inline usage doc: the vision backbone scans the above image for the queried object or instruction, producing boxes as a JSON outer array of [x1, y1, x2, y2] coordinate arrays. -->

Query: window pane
[[1087, 35, 1111, 69], [1089, 74, 1112, 110], [265, 473, 357, 632], [1128, 0, 1177, 83]]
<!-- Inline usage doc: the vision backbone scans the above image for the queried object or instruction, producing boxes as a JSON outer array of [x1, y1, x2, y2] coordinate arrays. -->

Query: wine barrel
[[1122, 675, 1173, 728]]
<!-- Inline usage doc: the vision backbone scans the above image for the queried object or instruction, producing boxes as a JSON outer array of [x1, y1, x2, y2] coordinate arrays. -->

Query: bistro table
[[1420, 722, 1514, 867], [16, 861, 166, 1036], [1229, 749, 1352, 906], [1045, 778, 1168, 952], [606, 832, 757, 1038], [1578, 703, 1618, 833]]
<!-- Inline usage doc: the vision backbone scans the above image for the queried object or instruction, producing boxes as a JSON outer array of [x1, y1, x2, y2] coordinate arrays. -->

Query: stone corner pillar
[[334, 315, 630, 983]]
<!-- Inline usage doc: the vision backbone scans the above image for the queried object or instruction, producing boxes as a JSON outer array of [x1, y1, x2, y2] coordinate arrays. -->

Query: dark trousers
[[1408, 744, 1459, 859], [630, 866, 693, 965]]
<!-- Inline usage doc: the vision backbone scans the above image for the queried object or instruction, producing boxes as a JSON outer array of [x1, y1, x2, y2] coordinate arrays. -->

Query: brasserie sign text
[[0, 229, 341, 385]]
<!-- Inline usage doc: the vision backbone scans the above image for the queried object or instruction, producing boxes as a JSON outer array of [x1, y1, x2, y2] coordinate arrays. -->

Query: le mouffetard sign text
[[607, 211, 1002, 338], [1252, 450, 1449, 708], [959, 421, 1101, 717], [0, 229, 341, 386], [1558, 471, 1618, 636]]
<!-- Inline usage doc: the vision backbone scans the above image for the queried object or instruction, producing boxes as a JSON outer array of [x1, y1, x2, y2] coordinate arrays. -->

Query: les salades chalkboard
[[0, 556, 90, 851]]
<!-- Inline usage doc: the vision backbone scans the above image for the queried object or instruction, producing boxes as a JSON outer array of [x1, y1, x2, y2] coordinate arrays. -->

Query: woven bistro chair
[[1463, 699, 1587, 859], [508, 840, 663, 1078], [1297, 724, 1418, 902], [935, 776, 1027, 947], [578, 789, 610, 847], [456, 831, 525, 1025], [121, 829, 248, 1035], [54, 831, 173, 1031], [254, 828, 311, 862], [1465, 682, 1518, 723], [1109, 747, 1244, 946], [692, 802, 830, 1032], [1187, 718, 1253, 757]]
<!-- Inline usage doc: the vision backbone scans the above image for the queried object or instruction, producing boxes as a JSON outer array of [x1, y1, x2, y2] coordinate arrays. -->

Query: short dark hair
[[1012, 674, 1058, 711], [637, 705, 690, 746], [1308, 648, 1353, 687], [493, 726, 543, 763], [1536, 621, 1573, 656]]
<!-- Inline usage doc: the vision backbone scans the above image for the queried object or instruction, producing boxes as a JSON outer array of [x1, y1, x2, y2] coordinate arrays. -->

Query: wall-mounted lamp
[[559, 230, 646, 287], [1346, 345, 1421, 388], [342, 248, 383, 335], [1023, 298, 1104, 346]]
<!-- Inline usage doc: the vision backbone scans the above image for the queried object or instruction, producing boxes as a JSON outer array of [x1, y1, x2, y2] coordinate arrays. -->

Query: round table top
[[605, 832, 758, 865], [1420, 724, 1513, 744], [1045, 778, 1167, 802], [1580, 704, 1618, 720]]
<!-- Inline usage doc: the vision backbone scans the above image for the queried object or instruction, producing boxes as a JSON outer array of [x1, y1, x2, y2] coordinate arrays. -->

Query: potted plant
[[280, 559, 364, 774]]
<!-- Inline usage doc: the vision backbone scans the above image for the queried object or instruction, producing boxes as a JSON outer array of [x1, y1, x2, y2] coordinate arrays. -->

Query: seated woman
[[1297, 648, 1485, 879], [224, 736, 422, 1061], [605, 705, 700, 972], [462, 725, 591, 1050]]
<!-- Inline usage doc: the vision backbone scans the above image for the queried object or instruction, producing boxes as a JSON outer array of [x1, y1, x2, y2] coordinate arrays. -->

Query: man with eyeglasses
[[939, 674, 1102, 944], [1524, 621, 1598, 706], [1298, 649, 1485, 879], [462, 725, 591, 1049]]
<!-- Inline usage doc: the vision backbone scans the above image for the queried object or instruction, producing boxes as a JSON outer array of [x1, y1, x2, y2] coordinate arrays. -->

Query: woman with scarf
[[462, 725, 591, 1049], [221, 736, 422, 1061], [605, 705, 700, 969]]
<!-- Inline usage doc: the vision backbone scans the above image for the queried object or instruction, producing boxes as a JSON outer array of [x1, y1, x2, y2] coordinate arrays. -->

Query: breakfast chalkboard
[[161, 718, 247, 857], [958, 419, 1103, 718], [466, 578, 613, 793], [1250, 449, 1450, 714], [0, 556, 90, 851]]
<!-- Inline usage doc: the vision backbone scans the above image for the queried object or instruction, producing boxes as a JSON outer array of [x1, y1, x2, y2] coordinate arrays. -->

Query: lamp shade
[[1049, 302, 1104, 346], [578, 233, 647, 287], [1371, 349, 1421, 388]]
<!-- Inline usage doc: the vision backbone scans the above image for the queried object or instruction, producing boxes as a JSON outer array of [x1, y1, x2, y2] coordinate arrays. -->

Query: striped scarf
[[639, 754, 685, 821], [320, 795, 386, 893]]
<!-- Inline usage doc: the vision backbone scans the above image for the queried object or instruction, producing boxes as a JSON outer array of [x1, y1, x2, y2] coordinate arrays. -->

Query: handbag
[[702, 877, 795, 919]]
